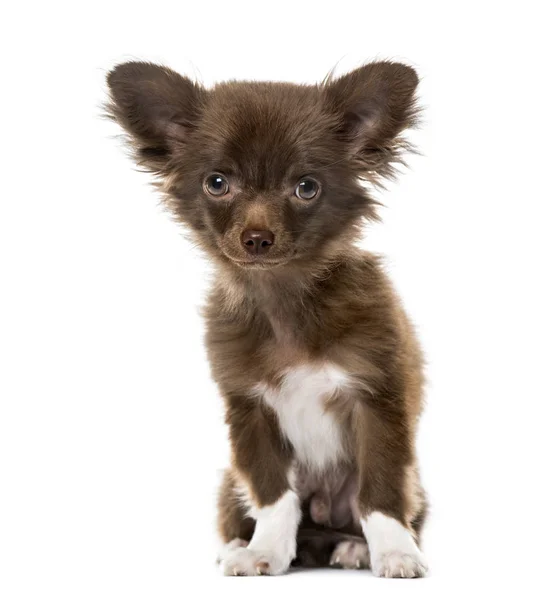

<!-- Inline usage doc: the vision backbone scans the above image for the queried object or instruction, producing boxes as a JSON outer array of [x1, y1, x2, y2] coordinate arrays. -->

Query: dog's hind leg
[[295, 525, 370, 570], [217, 468, 255, 550]]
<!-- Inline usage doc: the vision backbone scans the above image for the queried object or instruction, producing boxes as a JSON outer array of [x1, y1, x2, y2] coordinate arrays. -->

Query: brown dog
[[107, 60, 428, 577]]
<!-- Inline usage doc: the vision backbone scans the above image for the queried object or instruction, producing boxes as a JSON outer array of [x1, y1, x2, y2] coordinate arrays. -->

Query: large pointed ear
[[106, 62, 207, 172], [324, 61, 419, 180]]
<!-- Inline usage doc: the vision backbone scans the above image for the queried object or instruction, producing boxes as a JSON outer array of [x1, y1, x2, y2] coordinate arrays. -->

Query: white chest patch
[[256, 364, 351, 471]]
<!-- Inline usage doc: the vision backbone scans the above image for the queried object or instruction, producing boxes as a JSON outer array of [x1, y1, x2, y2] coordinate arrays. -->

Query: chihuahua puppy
[[107, 60, 428, 578]]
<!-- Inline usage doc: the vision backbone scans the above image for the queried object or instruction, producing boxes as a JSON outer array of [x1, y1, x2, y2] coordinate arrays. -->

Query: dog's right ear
[[106, 62, 206, 172]]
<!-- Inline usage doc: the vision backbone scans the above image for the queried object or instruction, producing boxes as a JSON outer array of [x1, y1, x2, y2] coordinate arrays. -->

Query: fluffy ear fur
[[106, 61, 207, 172], [324, 61, 419, 182]]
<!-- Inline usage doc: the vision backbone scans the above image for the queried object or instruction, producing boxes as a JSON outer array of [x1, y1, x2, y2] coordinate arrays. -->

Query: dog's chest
[[256, 364, 350, 470]]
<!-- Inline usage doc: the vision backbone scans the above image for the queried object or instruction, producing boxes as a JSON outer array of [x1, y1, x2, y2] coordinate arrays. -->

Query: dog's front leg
[[353, 396, 428, 578], [220, 394, 300, 576]]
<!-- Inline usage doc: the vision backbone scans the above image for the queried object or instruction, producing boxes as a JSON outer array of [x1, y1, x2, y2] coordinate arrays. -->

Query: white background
[[1, 1, 546, 598]]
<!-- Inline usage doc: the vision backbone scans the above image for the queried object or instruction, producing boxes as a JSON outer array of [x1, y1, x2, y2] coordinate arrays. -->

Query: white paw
[[220, 545, 292, 576], [362, 512, 429, 579], [371, 548, 428, 578], [217, 538, 248, 564], [330, 539, 370, 570]]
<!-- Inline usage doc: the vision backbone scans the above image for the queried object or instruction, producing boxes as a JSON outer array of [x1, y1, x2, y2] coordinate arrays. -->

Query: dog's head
[[107, 61, 418, 270]]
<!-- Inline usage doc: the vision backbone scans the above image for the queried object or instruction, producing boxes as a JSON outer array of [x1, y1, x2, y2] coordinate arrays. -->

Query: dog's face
[[107, 62, 418, 269]]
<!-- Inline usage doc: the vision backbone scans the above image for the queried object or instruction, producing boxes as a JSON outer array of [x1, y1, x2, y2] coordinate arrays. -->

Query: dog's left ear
[[325, 61, 419, 174]]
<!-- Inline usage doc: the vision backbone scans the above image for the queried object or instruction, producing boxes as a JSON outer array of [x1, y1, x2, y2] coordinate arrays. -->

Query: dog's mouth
[[221, 247, 298, 270], [230, 258, 290, 270]]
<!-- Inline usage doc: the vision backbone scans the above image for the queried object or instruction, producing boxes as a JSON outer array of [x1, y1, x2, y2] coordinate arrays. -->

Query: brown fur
[[107, 59, 427, 572]]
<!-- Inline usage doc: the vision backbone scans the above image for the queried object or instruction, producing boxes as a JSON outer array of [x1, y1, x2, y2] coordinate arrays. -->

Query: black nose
[[241, 230, 275, 255]]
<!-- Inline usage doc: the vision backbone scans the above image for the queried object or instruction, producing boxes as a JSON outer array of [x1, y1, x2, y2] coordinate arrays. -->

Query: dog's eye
[[295, 178, 320, 201], [204, 173, 229, 197]]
